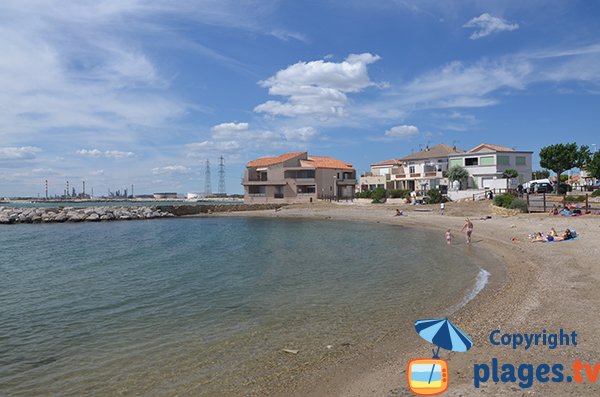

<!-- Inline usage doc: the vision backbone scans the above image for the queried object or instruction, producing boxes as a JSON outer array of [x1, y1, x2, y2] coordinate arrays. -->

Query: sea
[[0, 217, 496, 396]]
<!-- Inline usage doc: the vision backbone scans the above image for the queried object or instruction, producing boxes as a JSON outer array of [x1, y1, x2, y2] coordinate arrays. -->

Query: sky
[[1, 0, 600, 197]]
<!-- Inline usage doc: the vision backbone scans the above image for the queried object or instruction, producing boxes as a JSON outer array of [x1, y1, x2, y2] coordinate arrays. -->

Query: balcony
[[274, 193, 284, 199], [243, 179, 286, 186], [410, 173, 421, 178], [335, 178, 357, 185], [294, 178, 316, 185]]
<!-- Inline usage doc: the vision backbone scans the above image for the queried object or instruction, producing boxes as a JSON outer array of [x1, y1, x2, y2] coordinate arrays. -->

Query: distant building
[[361, 144, 464, 192], [242, 152, 356, 203], [448, 143, 533, 189], [153, 192, 178, 199]]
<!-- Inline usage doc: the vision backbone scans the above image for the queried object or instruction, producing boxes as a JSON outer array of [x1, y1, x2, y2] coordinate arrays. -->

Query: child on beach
[[440, 202, 445, 215], [445, 229, 453, 245]]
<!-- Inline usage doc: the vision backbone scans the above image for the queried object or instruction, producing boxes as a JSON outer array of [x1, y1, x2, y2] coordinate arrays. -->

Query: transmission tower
[[218, 156, 226, 195], [204, 159, 212, 197]]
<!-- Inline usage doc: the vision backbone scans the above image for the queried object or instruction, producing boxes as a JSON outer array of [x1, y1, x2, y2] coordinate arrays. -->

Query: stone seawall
[[156, 204, 286, 216], [0, 204, 286, 224]]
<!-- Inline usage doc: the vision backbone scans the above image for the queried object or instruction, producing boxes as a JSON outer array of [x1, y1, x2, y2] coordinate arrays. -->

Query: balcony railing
[[274, 193, 284, 199], [248, 175, 268, 181]]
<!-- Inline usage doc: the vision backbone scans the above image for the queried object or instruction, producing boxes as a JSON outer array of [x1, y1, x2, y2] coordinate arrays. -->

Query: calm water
[[0, 218, 492, 396], [0, 200, 242, 208]]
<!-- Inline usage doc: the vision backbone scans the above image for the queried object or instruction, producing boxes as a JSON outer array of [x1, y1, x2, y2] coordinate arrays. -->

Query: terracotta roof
[[301, 156, 354, 170], [399, 143, 465, 161], [468, 143, 515, 153], [371, 159, 403, 167], [247, 152, 306, 167]]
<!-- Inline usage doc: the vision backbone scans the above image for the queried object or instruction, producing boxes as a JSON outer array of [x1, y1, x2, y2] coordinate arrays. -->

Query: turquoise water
[[0, 200, 242, 208], [0, 218, 490, 396]]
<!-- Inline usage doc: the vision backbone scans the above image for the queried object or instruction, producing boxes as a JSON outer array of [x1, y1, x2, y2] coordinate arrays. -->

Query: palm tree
[[502, 169, 519, 191], [447, 165, 469, 190]]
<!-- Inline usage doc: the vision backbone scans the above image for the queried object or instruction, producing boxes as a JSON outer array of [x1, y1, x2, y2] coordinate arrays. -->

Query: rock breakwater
[[0, 206, 174, 224], [0, 204, 286, 224]]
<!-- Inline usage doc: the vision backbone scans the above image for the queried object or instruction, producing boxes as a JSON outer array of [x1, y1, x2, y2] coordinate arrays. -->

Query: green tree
[[447, 165, 469, 189], [531, 170, 550, 180], [539, 143, 591, 194], [585, 151, 600, 180], [502, 169, 519, 190]]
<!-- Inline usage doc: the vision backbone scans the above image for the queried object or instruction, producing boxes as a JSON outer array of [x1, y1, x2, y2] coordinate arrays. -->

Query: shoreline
[[214, 202, 600, 396]]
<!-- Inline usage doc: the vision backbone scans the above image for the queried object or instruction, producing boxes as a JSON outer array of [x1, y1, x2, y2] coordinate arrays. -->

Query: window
[[516, 156, 526, 166], [248, 186, 265, 195], [285, 170, 315, 179], [465, 157, 478, 166], [449, 158, 463, 167], [480, 156, 494, 166], [409, 166, 415, 174], [497, 156, 510, 166], [297, 185, 316, 194]]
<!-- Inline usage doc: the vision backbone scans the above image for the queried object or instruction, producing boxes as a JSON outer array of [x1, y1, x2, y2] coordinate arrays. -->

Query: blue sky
[[1, 1, 599, 196]]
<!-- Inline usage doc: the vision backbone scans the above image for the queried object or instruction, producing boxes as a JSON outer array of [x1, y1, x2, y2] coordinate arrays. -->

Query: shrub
[[565, 195, 586, 203], [592, 189, 600, 197], [355, 191, 372, 199], [508, 198, 529, 213], [493, 194, 515, 208], [389, 189, 410, 199], [370, 187, 386, 203], [426, 188, 444, 204]]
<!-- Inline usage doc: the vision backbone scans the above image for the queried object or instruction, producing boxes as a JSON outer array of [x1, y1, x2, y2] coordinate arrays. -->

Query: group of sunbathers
[[529, 228, 577, 242], [549, 204, 585, 216]]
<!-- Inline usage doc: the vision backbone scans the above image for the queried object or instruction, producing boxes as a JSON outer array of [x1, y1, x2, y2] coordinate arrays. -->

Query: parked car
[[528, 182, 554, 194], [523, 178, 552, 193]]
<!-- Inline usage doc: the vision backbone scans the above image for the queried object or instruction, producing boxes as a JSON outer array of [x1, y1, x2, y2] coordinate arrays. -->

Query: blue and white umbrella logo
[[414, 318, 473, 385], [415, 318, 473, 357]]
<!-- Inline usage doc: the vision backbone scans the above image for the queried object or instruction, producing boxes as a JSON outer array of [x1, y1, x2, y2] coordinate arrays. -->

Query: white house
[[447, 143, 533, 189]]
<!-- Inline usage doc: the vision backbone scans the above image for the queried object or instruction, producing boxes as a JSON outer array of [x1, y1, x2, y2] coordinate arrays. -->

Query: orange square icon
[[406, 358, 449, 396]]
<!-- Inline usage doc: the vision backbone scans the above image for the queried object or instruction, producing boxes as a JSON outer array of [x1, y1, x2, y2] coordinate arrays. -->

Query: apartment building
[[360, 144, 464, 192], [448, 144, 533, 189], [243, 152, 356, 203]]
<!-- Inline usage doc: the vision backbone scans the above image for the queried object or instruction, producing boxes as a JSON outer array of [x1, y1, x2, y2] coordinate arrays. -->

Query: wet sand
[[217, 201, 600, 396]]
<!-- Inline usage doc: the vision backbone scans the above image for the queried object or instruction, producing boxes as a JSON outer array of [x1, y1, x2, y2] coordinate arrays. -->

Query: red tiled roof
[[246, 152, 306, 167], [468, 143, 515, 153], [371, 159, 403, 166], [302, 156, 354, 170]]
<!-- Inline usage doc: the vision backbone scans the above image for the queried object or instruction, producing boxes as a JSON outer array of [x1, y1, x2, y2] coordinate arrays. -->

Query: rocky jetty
[[0, 206, 174, 224]]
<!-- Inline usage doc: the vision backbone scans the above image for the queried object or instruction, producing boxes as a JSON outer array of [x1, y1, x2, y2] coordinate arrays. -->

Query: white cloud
[[152, 165, 191, 175], [77, 149, 103, 157], [463, 13, 519, 40], [91, 169, 104, 176], [384, 125, 419, 138], [105, 150, 135, 159], [283, 127, 318, 141], [254, 53, 381, 118], [270, 30, 307, 43], [77, 149, 135, 159], [0, 146, 41, 160], [211, 122, 250, 139]]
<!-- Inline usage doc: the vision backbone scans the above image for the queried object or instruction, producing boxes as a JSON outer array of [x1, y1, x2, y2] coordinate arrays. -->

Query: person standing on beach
[[445, 229, 453, 245], [440, 202, 445, 215], [461, 218, 474, 243]]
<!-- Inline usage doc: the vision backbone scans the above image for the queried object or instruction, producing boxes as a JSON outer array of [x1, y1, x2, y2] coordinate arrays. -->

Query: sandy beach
[[217, 200, 600, 396]]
